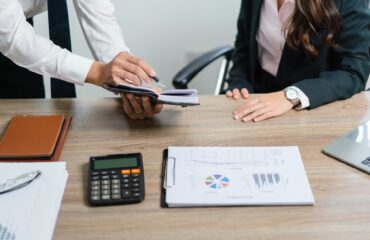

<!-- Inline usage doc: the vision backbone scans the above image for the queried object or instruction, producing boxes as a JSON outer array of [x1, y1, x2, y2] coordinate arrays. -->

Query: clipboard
[[160, 149, 170, 208], [160, 146, 315, 208]]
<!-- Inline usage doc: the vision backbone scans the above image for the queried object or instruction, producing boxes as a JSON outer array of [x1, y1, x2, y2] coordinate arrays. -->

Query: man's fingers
[[112, 66, 141, 86], [121, 94, 138, 119], [141, 97, 154, 117], [125, 54, 156, 79], [126, 94, 143, 114]]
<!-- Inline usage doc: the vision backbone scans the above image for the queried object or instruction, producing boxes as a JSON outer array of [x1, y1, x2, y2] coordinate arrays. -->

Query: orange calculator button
[[131, 169, 141, 174], [121, 169, 131, 175]]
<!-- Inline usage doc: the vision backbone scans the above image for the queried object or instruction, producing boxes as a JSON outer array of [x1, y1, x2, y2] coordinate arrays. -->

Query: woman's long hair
[[285, 0, 342, 58]]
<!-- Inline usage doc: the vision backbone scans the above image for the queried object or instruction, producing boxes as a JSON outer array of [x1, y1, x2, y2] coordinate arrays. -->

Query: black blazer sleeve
[[293, 0, 370, 108], [227, 1, 255, 92]]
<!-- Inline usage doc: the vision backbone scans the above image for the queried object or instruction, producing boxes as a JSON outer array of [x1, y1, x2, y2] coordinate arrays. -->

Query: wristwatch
[[284, 87, 301, 107]]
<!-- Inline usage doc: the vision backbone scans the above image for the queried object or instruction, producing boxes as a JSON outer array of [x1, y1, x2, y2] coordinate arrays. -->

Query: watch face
[[286, 89, 298, 100]]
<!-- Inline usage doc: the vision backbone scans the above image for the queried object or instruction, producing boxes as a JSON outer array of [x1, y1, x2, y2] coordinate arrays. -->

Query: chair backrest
[[172, 46, 234, 95]]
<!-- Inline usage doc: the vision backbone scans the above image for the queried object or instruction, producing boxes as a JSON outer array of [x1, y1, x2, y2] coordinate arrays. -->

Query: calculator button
[[91, 172, 100, 176], [101, 195, 110, 200], [91, 190, 100, 196], [101, 185, 110, 190], [112, 184, 120, 189], [131, 178, 140, 183], [122, 179, 130, 184], [121, 169, 131, 175], [101, 175, 110, 180], [100, 171, 109, 175], [112, 189, 120, 194], [121, 174, 130, 179], [132, 193, 141, 198], [131, 169, 141, 174], [91, 181, 100, 186], [112, 194, 121, 200], [101, 190, 110, 195], [122, 190, 130, 199], [111, 179, 120, 184], [131, 183, 140, 188], [111, 175, 120, 180], [91, 196, 100, 201], [91, 186, 100, 191], [132, 174, 140, 178], [91, 176, 100, 181], [122, 184, 130, 189], [131, 188, 140, 193], [101, 180, 110, 185], [110, 171, 119, 175]]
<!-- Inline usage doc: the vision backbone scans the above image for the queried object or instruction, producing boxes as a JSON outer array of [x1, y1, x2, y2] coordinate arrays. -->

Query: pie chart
[[205, 174, 230, 189]]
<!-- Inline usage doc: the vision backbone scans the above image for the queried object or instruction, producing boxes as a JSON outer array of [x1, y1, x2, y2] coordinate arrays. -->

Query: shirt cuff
[[290, 86, 310, 110], [60, 51, 94, 85]]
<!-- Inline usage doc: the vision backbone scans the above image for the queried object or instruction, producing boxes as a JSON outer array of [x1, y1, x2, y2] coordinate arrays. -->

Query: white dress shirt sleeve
[[0, 0, 93, 85], [290, 86, 310, 110], [73, 0, 130, 63]]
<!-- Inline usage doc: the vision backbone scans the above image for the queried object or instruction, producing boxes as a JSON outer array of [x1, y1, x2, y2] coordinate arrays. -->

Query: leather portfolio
[[0, 115, 72, 161]]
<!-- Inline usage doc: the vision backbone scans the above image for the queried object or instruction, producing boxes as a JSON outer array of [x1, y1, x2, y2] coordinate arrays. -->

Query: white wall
[[34, 0, 241, 98]]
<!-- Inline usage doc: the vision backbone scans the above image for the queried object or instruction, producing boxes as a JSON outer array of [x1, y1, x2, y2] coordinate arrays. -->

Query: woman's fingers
[[226, 90, 233, 98], [232, 89, 241, 100], [241, 88, 249, 99]]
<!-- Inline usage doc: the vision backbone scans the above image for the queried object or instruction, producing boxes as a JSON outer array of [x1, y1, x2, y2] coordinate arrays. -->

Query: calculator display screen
[[94, 157, 138, 170]]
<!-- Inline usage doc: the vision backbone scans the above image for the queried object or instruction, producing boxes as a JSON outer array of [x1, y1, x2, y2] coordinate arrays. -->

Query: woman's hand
[[233, 91, 294, 122], [86, 51, 156, 87], [121, 94, 163, 120], [226, 88, 249, 100]]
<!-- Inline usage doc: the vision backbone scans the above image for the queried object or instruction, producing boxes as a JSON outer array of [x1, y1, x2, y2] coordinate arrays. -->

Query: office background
[[33, 0, 240, 98]]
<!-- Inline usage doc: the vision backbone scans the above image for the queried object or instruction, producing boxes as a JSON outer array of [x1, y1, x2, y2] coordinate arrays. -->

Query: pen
[[0, 170, 41, 195], [152, 76, 166, 88]]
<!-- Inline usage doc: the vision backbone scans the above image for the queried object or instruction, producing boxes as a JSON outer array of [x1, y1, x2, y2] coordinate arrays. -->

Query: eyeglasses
[[0, 170, 41, 195]]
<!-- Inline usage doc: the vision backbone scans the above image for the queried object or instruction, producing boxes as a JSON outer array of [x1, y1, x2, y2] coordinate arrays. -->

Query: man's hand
[[233, 91, 294, 122], [226, 88, 249, 100], [121, 94, 163, 120], [86, 51, 156, 87]]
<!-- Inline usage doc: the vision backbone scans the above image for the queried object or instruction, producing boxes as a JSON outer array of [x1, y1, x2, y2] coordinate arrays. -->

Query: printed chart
[[205, 174, 230, 189]]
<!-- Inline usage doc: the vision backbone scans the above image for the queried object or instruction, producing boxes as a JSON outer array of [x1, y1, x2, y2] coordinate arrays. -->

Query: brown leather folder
[[0, 115, 72, 161]]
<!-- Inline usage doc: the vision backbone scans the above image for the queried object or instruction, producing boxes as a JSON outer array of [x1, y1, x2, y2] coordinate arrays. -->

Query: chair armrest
[[173, 45, 234, 89]]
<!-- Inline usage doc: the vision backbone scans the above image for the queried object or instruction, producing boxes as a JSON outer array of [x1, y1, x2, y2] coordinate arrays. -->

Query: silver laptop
[[323, 121, 370, 174]]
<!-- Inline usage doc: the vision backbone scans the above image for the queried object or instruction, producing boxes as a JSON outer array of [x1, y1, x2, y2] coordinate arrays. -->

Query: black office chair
[[173, 45, 234, 95]]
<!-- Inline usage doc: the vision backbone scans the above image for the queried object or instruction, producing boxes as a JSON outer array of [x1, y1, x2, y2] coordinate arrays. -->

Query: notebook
[[103, 83, 199, 106], [161, 146, 315, 207], [0, 115, 72, 161]]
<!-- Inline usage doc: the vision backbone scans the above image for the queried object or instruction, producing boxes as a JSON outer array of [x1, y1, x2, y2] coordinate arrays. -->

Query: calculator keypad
[[90, 168, 143, 203]]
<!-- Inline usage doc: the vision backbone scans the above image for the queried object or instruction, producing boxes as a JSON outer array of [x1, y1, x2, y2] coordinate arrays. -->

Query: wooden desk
[[1, 93, 370, 240]]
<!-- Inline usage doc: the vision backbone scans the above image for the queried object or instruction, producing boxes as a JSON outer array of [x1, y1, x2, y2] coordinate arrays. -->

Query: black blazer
[[227, 0, 370, 108]]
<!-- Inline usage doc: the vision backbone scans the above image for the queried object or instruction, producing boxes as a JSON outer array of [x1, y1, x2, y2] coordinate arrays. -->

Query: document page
[[165, 146, 315, 207], [0, 162, 68, 240]]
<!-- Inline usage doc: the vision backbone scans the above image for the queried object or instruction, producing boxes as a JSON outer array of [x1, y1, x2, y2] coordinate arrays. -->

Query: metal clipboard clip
[[163, 157, 176, 190]]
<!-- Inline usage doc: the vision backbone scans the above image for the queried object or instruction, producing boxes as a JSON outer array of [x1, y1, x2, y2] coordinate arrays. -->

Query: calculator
[[88, 153, 145, 206]]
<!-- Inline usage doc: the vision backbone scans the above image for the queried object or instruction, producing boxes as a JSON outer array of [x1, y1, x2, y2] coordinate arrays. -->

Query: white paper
[[0, 162, 68, 240], [165, 146, 315, 207]]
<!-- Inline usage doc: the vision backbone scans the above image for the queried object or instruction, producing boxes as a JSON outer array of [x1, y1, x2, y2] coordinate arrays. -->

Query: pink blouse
[[256, 0, 310, 109]]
